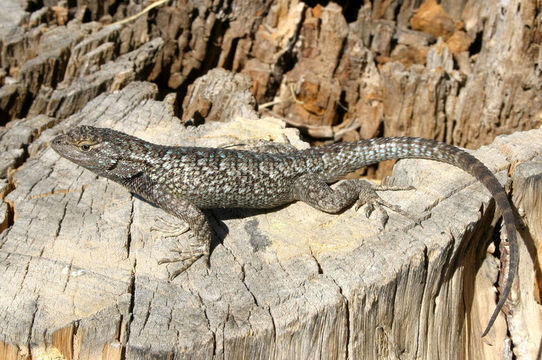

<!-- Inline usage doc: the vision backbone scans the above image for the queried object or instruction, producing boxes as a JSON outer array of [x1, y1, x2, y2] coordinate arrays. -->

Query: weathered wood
[[27, 37, 164, 119], [0, 1, 162, 123], [246, 0, 541, 148], [1, 0, 541, 358], [181, 68, 259, 124], [1, 0, 539, 145], [0, 115, 58, 177], [0, 179, 10, 232], [1, 82, 540, 359], [508, 139, 542, 359]]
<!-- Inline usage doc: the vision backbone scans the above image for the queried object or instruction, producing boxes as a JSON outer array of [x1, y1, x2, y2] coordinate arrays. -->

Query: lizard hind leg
[[292, 174, 361, 213], [293, 175, 421, 227]]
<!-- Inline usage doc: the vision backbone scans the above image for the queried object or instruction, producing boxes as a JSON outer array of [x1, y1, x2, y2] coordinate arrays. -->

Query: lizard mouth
[[51, 134, 70, 154], [51, 133, 67, 146]]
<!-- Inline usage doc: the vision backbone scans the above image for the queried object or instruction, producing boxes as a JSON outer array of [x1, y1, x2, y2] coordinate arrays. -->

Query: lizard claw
[[355, 183, 420, 227], [163, 253, 206, 280], [151, 216, 190, 238], [158, 244, 209, 279], [357, 201, 389, 229]]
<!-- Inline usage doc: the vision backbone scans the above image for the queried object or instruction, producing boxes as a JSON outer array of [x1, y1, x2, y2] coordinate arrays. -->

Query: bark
[[1, 0, 541, 359], [0, 79, 540, 359]]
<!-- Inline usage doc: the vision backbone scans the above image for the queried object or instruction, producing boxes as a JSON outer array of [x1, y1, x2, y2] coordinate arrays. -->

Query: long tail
[[306, 137, 517, 336]]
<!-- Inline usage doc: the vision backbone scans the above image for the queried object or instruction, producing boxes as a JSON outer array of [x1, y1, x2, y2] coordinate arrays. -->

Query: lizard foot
[[151, 216, 190, 238], [354, 182, 421, 228], [158, 244, 208, 280]]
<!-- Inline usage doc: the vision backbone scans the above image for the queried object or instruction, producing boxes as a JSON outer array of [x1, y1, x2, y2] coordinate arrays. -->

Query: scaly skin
[[52, 125, 517, 337]]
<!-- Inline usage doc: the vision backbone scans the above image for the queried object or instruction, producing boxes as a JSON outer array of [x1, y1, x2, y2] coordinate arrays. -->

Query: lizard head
[[52, 126, 146, 179]]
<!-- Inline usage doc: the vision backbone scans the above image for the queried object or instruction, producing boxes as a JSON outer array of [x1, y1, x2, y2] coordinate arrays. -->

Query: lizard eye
[[78, 140, 96, 151]]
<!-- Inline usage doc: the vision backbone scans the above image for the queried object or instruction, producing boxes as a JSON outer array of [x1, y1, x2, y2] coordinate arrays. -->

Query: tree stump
[[1, 81, 540, 359], [1, 0, 541, 359]]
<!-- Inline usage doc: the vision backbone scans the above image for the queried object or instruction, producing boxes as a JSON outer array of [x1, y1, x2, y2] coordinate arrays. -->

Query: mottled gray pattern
[[51, 125, 517, 337]]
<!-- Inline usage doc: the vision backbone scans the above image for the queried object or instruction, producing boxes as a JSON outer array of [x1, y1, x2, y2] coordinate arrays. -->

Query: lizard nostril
[[52, 136, 66, 145]]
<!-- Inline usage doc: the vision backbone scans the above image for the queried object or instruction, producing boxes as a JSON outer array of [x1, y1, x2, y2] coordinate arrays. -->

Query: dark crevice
[[336, 90, 347, 127], [53, 201, 69, 238], [388, 33, 399, 56], [452, 56, 460, 71], [222, 37, 240, 71], [80, 7, 92, 23], [393, 1, 402, 21], [126, 198, 134, 259], [332, 35, 348, 75], [344, 293, 350, 359], [267, 307, 277, 342], [27, 295, 39, 357], [1, 142, 32, 222], [342, 0, 361, 23], [121, 268, 136, 359], [24, 0, 43, 12], [309, 248, 323, 274], [239, 264, 262, 308], [276, 46, 298, 74], [469, 30, 483, 56], [193, 290, 216, 358], [174, 31, 221, 117], [71, 321, 79, 359], [259, 46, 299, 103], [202, 19, 229, 74], [414, 245, 430, 356], [108, 0, 123, 19], [188, 111, 206, 126], [62, 261, 73, 293], [0, 89, 33, 126], [211, 324, 217, 358], [327, 275, 350, 359], [301, 0, 331, 8], [1, 182, 15, 234], [367, 33, 374, 49], [154, 85, 173, 102], [1, 200, 14, 234], [300, 0, 360, 23]]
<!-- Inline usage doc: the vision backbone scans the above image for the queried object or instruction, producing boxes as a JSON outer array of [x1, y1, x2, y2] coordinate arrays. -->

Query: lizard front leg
[[148, 185, 211, 279]]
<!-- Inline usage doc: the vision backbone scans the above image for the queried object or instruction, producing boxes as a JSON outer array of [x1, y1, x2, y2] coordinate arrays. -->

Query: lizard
[[51, 125, 517, 337]]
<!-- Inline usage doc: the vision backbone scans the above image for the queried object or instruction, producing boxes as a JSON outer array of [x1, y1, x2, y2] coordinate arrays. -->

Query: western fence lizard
[[51, 125, 517, 337]]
